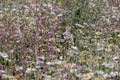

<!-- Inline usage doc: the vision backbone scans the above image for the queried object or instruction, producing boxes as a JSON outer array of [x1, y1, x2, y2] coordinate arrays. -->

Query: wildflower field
[[0, 0, 120, 80]]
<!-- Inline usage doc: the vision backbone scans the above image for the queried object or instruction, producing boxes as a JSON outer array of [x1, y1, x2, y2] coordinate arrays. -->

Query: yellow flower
[[82, 73, 93, 79], [48, 38, 54, 42], [14, 75, 20, 79], [82, 74, 91, 79], [114, 29, 119, 33], [68, 63, 76, 68], [41, 49, 45, 52], [105, 48, 112, 52], [118, 72, 120, 75], [96, 31, 101, 35], [61, 61, 66, 66], [79, 58, 85, 63]]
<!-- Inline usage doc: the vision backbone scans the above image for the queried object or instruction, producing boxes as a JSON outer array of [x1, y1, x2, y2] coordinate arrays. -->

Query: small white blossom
[[104, 74, 109, 78], [112, 56, 119, 60], [71, 46, 78, 50], [48, 3, 52, 8], [75, 23, 84, 28], [109, 72, 118, 77], [0, 52, 8, 58], [57, 14, 63, 17], [95, 70, 105, 75], [10, 49, 14, 53], [118, 34, 120, 38], [55, 61, 62, 65], [105, 48, 112, 52], [25, 68, 36, 73], [56, 48, 61, 52], [102, 62, 109, 67], [70, 69, 77, 73], [60, 56, 63, 60], [50, 11, 55, 15], [46, 62, 53, 65], [43, 4, 47, 7], [15, 66, 23, 71], [0, 70, 5, 74]]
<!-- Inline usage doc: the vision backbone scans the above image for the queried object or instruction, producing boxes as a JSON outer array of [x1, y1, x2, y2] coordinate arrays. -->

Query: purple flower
[[48, 47, 54, 54], [52, 3, 57, 9], [36, 36, 41, 41], [100, 27, 107, 31], [45, 31, 51, 39], [47, 44, 54, 54], [0, 65, 4, 70], [112, 25, 116, 30]]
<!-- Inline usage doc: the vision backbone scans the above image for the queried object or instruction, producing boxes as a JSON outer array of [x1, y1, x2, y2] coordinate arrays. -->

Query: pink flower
[[45, 31, 51, 39], [36, 36, 41, 41], [47, 44, 54, 54], [52, 3, 57, 9], [36, 19, 40, 25], [112, 26, 116, 30], [42, 13, 47, 20], [100, 27, 107, 31], [48, 47, 54, 54]]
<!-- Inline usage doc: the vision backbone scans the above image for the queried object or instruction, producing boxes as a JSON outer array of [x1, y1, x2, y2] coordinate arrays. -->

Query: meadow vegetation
[[0, 0, 120, 80]]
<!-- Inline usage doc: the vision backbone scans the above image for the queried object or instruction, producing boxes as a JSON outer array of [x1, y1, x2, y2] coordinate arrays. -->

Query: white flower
[[30, 4, 36, 7], [0, 14, 4, 19], [0, 70, 5, 74], [55, 61, 62, 65], [5, 58, 11, 62], [12, 8, 16, 12], [50, 11, 55, 15], [95, 70, 105, 75], [25, 68, 36, 73], [71, 46, 78, 50], [112, 56, 119, 60], [56, 48, 61, 52], [42, 75, 51, 80], [89, 2, 95, 7], [96, 47, 104, 51], [10, 49, 14, 53], [2, 74, 9, 78], [0, 52, 8, 58], [102, 62, 109, 67], [25, 68, 32, 73], [109, 72, 118, 77], [96, 31, 101, 35], [112, 15, 116, 19], [118, 34, 120, 38], [2, 74, 16, 80], [35, 66, 40, 69], [37, 56, 45, 60], [57, 14, 63, 17], [104, 74, 109, 78], [75, 23, 84, 28], [70, 69, 77, 73], [83, 22, 88, 26], [114, 29, 119, 33], [46, 61, 62, 65], [105, 48, 112, 52], [43, 4, 47, 7], [75, 73, 81, 78], [46, 62, 53, 65], [60, 56, 63, 60], [4, 8, 9, 11], [15, 66, 23, 71], [82, 73, 93, 80], [47, 3, 52, 8]]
